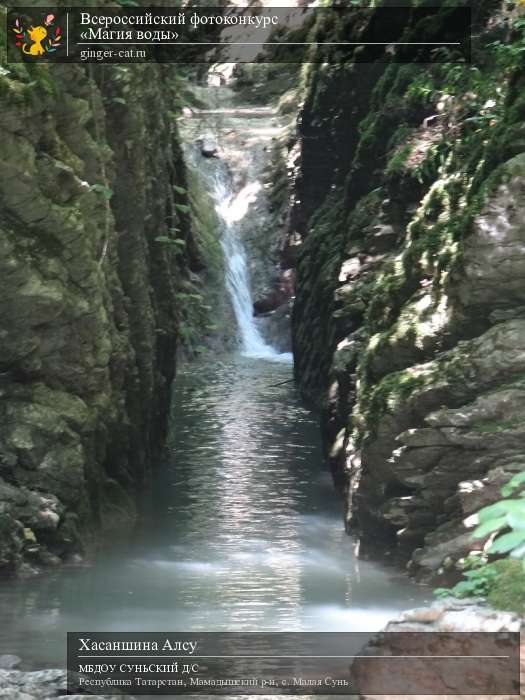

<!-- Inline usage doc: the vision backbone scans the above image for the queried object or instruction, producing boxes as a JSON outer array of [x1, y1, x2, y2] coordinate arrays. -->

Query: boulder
[[0, 668, 137, 699], [0, 656, 21, 670], [351, 598, 524, 699], [253, 291, 283, 315], [198, 135, 219, 158]]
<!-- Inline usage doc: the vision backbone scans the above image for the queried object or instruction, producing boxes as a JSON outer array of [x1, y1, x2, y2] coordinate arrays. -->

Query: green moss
[[186, 165, 222, 276], [387, 124, 414, 151], [357, 112, 381, 156], [365, 260, 413, 333], [354, 64, 428, 166], [471, 418, 525, 434], [294, 191, 349, 394], [303, 193, 347, 284], [174, 163, 224, 352], [487, 560, 525, 615], [347, 190, 382, 243], [30, 64, 57, 97], [298, 5, 525, 457], [497, 373, 525, 392], [358, 366, 427, 440], [385, 144, 413, 177]]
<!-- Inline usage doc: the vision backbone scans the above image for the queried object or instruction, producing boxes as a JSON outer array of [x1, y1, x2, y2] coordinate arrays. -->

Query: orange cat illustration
[[23, 25, 47, 56]]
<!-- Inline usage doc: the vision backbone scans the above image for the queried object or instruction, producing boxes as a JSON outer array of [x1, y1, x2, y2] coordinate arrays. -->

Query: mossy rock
[[487, 559, 525, 615]]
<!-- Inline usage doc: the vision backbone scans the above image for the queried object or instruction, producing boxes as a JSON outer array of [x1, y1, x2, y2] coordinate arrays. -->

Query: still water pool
[[0, 355, 427, 668]]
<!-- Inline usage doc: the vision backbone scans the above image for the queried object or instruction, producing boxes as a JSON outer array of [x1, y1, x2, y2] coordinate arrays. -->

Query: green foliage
[[434, 472, 525, 612], [472, 472, 525, 565], [488, 15, 525, 71], [434, 554, 499, 599], [435, 559, 525, 614], [502, 472, 525, 498], [385, 144, 412, 177], [154, 234, 186, 255], [405, 72, 437, 107], [175, 287, 215, 352], [90, 183, 113, 200]]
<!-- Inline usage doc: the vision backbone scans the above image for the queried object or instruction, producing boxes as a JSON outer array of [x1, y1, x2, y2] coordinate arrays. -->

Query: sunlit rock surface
[[353, 598, 524, 699], [291, 5, 525, 580]]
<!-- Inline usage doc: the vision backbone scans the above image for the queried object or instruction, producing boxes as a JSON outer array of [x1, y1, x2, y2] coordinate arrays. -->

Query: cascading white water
[[180, 81, 292, 362], [212, 172, 292, 362]]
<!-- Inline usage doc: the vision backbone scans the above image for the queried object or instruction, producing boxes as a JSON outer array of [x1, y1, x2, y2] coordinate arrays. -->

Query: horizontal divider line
[[75, 42, 463, 46], [76, 654, 510, 659]]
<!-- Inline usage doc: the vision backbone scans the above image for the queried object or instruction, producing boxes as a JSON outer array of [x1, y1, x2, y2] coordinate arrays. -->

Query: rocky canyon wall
[[291, 0, 525, 581], [0, 56, 214, 575]]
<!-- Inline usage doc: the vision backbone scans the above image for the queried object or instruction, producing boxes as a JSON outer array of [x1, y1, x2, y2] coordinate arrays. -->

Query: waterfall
[[180, 81, 292, 363], [212, 173, 292, 362]]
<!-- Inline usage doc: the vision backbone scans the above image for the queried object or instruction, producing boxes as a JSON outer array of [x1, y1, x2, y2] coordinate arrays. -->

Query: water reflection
[[0, 355, 427, 668]]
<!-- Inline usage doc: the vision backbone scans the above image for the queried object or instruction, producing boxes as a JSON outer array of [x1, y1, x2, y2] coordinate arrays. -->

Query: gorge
[[0, 0, 524, 693], [0, 56, 428, 672]]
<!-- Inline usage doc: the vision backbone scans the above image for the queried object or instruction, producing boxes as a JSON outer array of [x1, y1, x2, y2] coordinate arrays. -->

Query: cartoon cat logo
[[23, 25, 48, 56], [12, 14, 62, 57]]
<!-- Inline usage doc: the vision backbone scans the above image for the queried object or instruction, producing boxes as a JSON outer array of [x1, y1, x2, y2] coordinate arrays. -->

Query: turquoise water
[[0, 355, 427, 669]]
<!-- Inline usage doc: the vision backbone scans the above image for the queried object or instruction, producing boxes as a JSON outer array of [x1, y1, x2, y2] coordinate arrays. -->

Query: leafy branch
[[434, 471, 525, 605], [472, 472, 525, 566]]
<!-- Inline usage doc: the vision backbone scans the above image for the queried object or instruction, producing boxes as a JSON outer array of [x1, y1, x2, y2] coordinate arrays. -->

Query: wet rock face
[[198, 134, 219, 158], [291, 7, 525, 580], [0, 668, 135, 699], [0, 64, 193, 575], [253, 270, 295, 316]]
